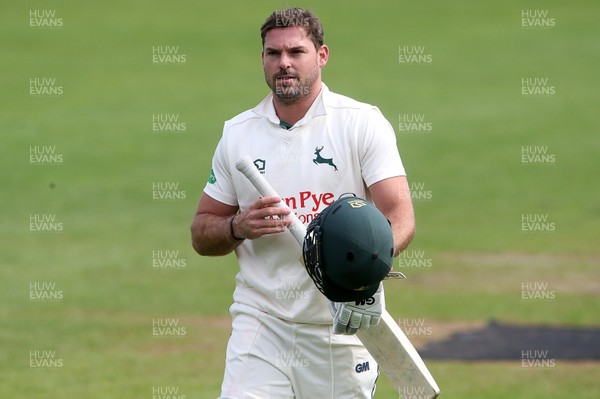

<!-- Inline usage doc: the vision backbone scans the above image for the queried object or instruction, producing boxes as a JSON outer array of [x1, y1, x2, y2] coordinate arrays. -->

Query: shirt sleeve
[[202, 127, 239, 206], [359, 106, 406, 187]]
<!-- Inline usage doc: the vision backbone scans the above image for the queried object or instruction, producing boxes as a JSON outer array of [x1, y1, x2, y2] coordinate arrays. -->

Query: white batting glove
[[330, 283, 383, 335]]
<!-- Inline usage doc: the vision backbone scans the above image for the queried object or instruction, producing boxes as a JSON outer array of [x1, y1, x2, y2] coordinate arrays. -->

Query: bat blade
[[358, 311, 440, 398], [235, 155, 440, 397]]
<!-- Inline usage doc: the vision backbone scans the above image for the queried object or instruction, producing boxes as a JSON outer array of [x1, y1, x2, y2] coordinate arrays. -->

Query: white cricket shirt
[[204, 83, 406, 324]]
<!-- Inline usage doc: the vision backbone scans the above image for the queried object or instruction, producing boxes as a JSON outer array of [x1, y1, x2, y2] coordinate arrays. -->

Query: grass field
[[2, 0, 599, 398]]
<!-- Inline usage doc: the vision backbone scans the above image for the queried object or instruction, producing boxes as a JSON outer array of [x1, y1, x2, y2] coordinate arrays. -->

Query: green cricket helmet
[[302, 195, 394, 302]]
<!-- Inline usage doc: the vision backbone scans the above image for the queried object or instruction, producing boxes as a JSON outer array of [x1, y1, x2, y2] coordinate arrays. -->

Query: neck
[[273, 82, 322, 126]]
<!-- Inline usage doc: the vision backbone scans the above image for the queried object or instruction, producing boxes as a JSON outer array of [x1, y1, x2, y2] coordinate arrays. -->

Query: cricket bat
[[236, 155, 440, 398]]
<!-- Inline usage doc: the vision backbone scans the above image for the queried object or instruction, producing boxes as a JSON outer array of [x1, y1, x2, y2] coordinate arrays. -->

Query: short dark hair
[[260, 7, 324, 50]]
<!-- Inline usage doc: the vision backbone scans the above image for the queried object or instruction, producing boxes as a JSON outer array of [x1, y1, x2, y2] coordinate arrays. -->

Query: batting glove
[[330, 283, 383, 335]]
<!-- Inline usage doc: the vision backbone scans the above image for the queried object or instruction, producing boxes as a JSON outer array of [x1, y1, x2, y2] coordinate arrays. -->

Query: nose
[[278, 53, 292, 70]]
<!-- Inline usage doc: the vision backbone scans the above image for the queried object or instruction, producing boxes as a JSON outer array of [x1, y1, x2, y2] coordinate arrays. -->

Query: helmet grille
[[302, 213, 326, 296]]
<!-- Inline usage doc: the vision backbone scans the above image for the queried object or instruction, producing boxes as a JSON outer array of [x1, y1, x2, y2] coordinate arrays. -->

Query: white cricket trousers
[[218, 302, 379, 399]]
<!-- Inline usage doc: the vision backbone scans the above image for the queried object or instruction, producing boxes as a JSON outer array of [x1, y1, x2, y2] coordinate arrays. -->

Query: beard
[[265, 63, 320, 104]]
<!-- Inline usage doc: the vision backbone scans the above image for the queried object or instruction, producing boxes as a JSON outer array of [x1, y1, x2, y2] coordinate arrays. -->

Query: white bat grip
[[235, 155, 306, 245]]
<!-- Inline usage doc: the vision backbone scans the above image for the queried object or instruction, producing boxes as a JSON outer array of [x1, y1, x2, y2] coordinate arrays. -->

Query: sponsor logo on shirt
[[283, 191, 335, 212], [254, 159, 266, 174]]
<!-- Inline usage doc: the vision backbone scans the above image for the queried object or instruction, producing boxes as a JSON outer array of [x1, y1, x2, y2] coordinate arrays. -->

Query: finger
[[255, 216, 292, 234], [257, 196, 292, 214], [332, 321, 347, 335], [246, 196, 284, 212], [346, 323, 359, 335], [258, 208, 292, 222], [257, 196, 284, 206], [338, 307, 351, 325], [358, 314, 371, 330], [349, 312, 362, 331], [371, 315, 381, 327], [332, 307, 351, 334]]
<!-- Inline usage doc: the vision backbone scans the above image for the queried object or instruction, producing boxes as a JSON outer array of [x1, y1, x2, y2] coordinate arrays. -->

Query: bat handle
[[287, 221, 306, 247], [236, 155, 306, 245]]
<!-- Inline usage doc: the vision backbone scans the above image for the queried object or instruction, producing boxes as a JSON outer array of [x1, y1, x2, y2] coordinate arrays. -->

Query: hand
[[233, 196, 292, 240], [330, 283, 383, 335]]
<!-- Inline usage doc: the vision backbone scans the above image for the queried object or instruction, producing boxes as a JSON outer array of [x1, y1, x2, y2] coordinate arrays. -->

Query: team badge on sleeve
[[207, 168, 217, 184]]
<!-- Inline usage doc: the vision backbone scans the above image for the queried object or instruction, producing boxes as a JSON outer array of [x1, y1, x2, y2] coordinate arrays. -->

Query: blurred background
[[2, 0, 599, 397]]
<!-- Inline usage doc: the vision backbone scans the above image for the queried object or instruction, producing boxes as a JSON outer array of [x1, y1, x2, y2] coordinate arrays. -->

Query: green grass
[[2, 0, 599, 397]]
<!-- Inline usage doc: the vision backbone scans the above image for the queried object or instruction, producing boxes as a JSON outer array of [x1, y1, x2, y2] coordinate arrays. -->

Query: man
[[191, 7, 415, 398]]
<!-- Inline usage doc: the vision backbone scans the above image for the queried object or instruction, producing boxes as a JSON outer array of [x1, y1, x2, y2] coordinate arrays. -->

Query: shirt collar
[[252, 83, 329, 129]]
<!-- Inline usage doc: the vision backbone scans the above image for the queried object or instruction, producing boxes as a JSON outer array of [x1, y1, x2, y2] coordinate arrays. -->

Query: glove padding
[[330, 283, 383, 335]]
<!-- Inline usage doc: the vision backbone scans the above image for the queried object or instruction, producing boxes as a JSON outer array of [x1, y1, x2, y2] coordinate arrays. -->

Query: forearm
[[390, 209, 415, 256], [191, 213, 243, 256], [369, 176, 416, 257]]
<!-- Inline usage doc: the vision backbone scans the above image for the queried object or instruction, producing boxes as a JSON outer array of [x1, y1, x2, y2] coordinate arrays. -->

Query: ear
[[261, 49, 265, 69], [318, 45, 329, 68]]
